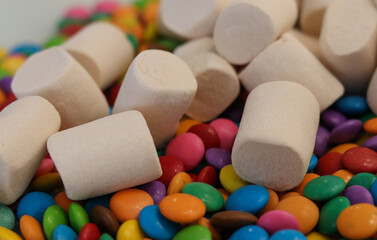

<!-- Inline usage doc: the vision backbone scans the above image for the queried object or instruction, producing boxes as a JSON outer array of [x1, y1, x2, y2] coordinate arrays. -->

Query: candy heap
[[2, 0, 377, 239]]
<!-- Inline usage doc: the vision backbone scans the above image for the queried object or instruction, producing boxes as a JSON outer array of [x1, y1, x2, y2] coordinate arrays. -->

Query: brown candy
[[210, 210, 258, 231], [91, 206, 120, 237]]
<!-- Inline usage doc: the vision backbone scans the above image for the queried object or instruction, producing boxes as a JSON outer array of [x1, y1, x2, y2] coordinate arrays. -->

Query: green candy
[[44, 35, 67, 49], [182, 182, 224, 212], [69, 202, 89, 233], [156, 37, 183, 51], [173, 225, 212, 240], [318, 196, 350, 235], [57, 18, 85, 30], [127, 34, 139, 53], [347, 173, 377, 190], [360, 112, 377, 123], [0, 204, 15, 229], [90, 13, 112, 22], [100, 233, 115, 240], [43, 205, 69, 240], [303, 175, 345, 201], [0, 68, 11, 79]]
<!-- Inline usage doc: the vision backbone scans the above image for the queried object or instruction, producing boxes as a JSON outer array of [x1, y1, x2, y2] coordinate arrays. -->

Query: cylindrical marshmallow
[[320, 0, 377, 94], [12, 47, 109, 130], [62, 22, 134, 89], [232, 81, 320, 191], [173, 37, 215, 59], [289, 29, 323, 62], [214, 0, 298, 65], [239, 33, 344, 111], [47, 110, 162, 200], [367, 69, 377, 116], [300, 0, 333, 36], [0, 96, 61, 204], [113, 50, 197, 148], [183, 52, 240, 122]]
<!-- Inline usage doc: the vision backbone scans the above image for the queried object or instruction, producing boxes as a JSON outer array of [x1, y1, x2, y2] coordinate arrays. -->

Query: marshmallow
[[62, 22, 134, 89], [12, 47, 109, 130], [214, 0, 298, 65], [320, 0, 377, 94], [183, 52, 240, 122], [239, 33, 344, 111], [300, 0, 332, 36], [0, 96, 60, 204], [113, 50, 197, 148], [367, 69, 377, 116], [47, 110, 162, 200], [173, 37, 215, 59], [289, 29, 323, 62], [232, 81, 320, 191]]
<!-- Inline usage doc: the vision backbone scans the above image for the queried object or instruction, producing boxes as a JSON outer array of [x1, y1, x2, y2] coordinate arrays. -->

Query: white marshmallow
[[47, 110, 162, 201], [12, 47, 109, 130], [320, 0, 377, 94], [367, 69, 377, 116], [62, 22, 134, 89], [289, 29, 323, 62], [232, 81, 320, 191], [0, 96, 60, 204], [214, 0, 298, 65], [173, 37, 215, 59], [183, 52, 240, 122], [300, 0, 333, 36], [113, 50, 197, 148], [239, 33, 344, 111]]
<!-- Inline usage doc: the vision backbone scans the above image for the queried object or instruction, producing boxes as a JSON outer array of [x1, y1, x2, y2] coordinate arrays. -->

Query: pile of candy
[[2, 0, 377, 239]]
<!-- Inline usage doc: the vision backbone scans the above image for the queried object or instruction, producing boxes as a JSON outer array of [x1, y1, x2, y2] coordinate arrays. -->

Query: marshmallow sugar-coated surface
[[0, 96, 60, 205], [288, 29, 323, 62], [113, 50, 197, 148], [173, 37, 215, 59], [214, 0, 298, 65], [239, 33, 344, 112], [47, 110, 162, 201], [299, 0, 332, 36], [11, 47, 109, 130], [62, 22, 135, 89], [232, 81, 320, 191]]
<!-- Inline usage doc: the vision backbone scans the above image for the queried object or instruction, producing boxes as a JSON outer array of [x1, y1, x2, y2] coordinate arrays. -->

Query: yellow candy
[[219, 164, 249, 193], [1, 55, 25, 75], [306, 232, 333, 240], [0, 47, 6, 61], [117, 220, 146, 240], [31, 172, 63, 192], [0, 226, 23, 240]]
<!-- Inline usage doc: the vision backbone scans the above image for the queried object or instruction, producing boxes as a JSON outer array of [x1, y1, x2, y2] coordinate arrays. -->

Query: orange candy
[[260, 189, 279, 214], [364, 118, 377, 134], [275, 196, 319, 234], [20, 215, 45, 240], [329, 143, 358, 154], [167, 172, 192, 195], [54, 192, 76, 213], [176, 119, 202, 136], [159, 193, 206, 223], [218, 188, 230, 204], [333, 169, 354, 184], [0, 89, 6, 106], [293, 173, 320, 195], [143, 2, 159, 23], [337, 204, 377, 239], [280, 191, 301, 201], [110, 189, 154, 222]]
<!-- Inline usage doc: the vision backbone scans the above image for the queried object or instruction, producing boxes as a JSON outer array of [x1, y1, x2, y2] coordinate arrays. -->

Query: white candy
[[62, 22, 134, 89], [183, 52, 240, 122], [289, 29, 323, 62], [47, 110, 162, 200], [300, 0, 333, 36], [320, 0, 377, 94], [173, 37, 215, 59], [232, 81, 320, 191], [113, 50, 197, 148], [239, 33, 344, 111], [367, 69, 377, 116], [214, 0, 298, 65], [0, 96, 60, 205], [12, 47, 109, 130]]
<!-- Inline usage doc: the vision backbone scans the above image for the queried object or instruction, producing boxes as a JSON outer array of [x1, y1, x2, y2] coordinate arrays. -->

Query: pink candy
[[210, 118, 238, 152], [257, 210, 300, 235], [64, 6, 91, 20], [95, 0, 119, 14]]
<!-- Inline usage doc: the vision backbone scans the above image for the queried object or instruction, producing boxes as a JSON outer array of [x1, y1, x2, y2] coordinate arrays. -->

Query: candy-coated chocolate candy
[[79, 223, 101, 240], [314, 126, 330, 157], [157, 156, 185, 187], [167, 172, 192, 195], [188, 173, 197, 182], [43, 205, 69, 240], [196, 166, 218, 187], [218, 188, 230, 203], [219, 165, 249, 193], [34, 157, 55, 178], [91, 206, 120, 237], [64, 6, 90, 19], [332, 169, 354, 184], [363, 135, 377, 152], [347, 173, 377, 190], [159, 193, 206, 223], [225, 185, 269, 214], [229, 225, 268, 240], [210, 211, 258, 231], [182, 182, 224, 212], [321, 109, 347, 129], [343, 185, 374, 205], [303, 175, 345, 201], [11, 43, 41, 57], [318, 196, 350, 235], [329, 143, 358, 154], [54, 192, 76, 213], [165, 133, 205, 171], [342, 147, 377, 173], [280, 192, 301, 201], [100, 233, 114, 240], [187, 124, 220, 149], [0, 204, 15, 229], [371, 179, 377, 205], [139, 205, 180, 240], [116, 220, 146, 240], [260, 189, 279, 214], [173, 225, 211, 240], [329, 119, 363, 144], [209, 118, 238, 151], [44, 35, 67, 49], [84, 194, 112, 216], [269, 229, 306, 240], [0, 76, 12, 95], [293, 173, 320, 195], [307, 155, 318, 173], [138, 181, 166, 205], [176, 119, 202, 136], [31, 173, 64, 192], [53, 225, 78, 240], [20, 215, 45, 240], [205, 148, 231, 171], [17, 192, 55, 223], [257, 210, 300, 235], [1, 55, 25, 74], [0, 226, 22, 240], [364, 117, 377, 134], [192, 217, 221, 240], [337, 204, 377, 239], [275, 196, 319, 234], [336, 96, 369, 116], [306, 232, 333, 240], [95, 0, 119, 13], [69, 202, 89, 233], [315, 152, 343, 176]]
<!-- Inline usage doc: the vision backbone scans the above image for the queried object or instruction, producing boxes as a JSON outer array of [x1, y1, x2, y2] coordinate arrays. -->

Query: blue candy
[[229, 225, 268, 240], [225, 185, 269, 214], [307, 155, 318, 173], [370, 179, 377, 205], [10, 43, 41, 57], [53, 225, 77, 240], [270, 229, 307, 240], [84, 193, 113, 215], [336, 96, 369, 116], [17, 192, 55, 223], [139, 205, 180, 240]]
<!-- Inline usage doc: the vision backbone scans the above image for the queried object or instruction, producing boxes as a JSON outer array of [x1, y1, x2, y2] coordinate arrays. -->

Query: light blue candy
[[307, 155, 318, 173], [53, 225, 77, 240], [17, 192, 55, 223], [84, 193, 112, 215], [225, 185, 269, 214], [370, 179, 377, 205], [229, 225, 268, 240], [10, 43, 41, 56], [139, 205, 181, 240], [270, 229, 307, 240], [336, 96, 369, 116]]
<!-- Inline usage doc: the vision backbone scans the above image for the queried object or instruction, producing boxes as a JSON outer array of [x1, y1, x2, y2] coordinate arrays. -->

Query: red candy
[[315, 152, 343, 175], [342, 147, 377, 173], [188, 173, 197, 182], [209, 118, 238, 152], [157, 156, 186, 187], [34, 157, 55, 179], [79, 223, 101, 240], [197, 166, 218, 187], [187, 124, 220, 149]]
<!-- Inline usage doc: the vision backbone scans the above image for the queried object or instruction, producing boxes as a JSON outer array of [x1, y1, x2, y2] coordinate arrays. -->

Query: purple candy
[[343, 185, 374, 205], [314, 126, 330, 158], [329, 119, 363, 145], [0, 76, 12, 95], [363, 135, 377, 152], [205, 148, 232, 171], [138, 181, 166, 205], [321, 109, 347, 129]]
